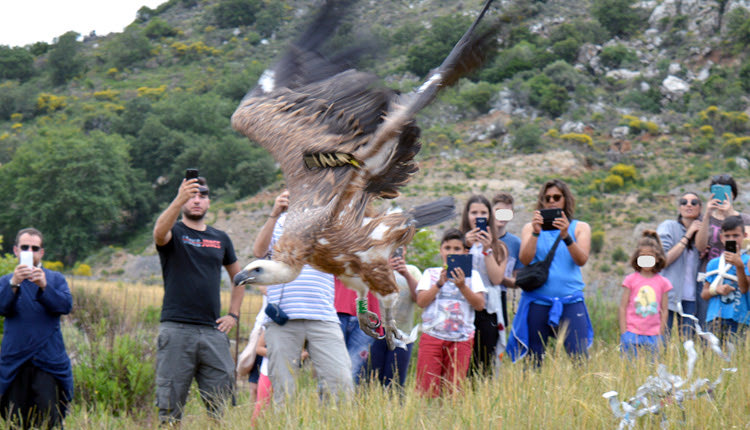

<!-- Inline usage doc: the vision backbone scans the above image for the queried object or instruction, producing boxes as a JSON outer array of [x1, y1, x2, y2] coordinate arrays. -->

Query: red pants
[[415, 333, 474, 398]]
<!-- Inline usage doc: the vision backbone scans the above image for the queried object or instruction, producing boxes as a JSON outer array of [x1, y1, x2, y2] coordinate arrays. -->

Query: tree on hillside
[[0, 127, 151, 264], [591, 0, 643, 37], [107, 28, 153, 69], [213, 0, 262, 28], [0, 46, 34, 81], [48, 32, 85, 85]]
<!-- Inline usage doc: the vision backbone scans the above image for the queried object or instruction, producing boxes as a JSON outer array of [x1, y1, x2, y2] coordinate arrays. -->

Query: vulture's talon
[[357, 311, 382, 339]]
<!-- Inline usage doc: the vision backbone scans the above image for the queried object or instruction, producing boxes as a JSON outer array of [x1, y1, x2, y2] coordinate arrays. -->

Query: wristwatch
[[9, 281, 20, 288]]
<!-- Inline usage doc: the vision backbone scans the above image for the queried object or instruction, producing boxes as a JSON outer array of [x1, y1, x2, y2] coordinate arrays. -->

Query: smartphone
[[475, 217, 488, 232], [725, 240, 737, 254], [711, 184, 732, 203], [540, 208, 562, 230], [20, 250, 33, 267], [185, 168, 199, 181], [392, 247, 404, 259], [446, 254, 472, 280]]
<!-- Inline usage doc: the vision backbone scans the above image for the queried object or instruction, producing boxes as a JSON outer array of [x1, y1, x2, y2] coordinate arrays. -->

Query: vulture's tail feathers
[[409, 197, 457, 229]]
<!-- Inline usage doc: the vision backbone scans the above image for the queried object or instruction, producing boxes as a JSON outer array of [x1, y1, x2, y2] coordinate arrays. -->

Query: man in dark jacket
[[0, 227, 73, 429]]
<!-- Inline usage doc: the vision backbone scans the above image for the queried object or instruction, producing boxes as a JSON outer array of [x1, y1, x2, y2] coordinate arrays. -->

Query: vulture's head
[[234, 260, 300, 287]]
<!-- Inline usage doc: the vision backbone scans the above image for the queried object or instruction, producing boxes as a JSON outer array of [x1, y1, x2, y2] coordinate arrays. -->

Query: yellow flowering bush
[[93, 89, 120, 101], [36, 93, 67, 113], [137, 85, 167, 100], [560, 132, 593, 147]]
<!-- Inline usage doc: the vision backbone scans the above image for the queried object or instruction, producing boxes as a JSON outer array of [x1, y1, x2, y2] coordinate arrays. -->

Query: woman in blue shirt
[[507, 179, 593, 364]]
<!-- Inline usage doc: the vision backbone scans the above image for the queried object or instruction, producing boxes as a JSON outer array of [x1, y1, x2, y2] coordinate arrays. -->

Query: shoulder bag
[[515, 234, 563, 292]]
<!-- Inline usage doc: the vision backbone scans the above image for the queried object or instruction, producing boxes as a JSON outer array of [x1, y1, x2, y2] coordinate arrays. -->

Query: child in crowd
[[700, 215, 750, 342], [459, 195, 506, 376], [415, 228, 486, 397], [492, 192, 521, 328], [618, 231, 672, 357], [368, 246, 422, 389]]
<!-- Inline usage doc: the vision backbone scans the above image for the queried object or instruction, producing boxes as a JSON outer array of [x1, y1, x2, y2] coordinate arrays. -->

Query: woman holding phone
[[507, 179, 592, 364], [459, 195, 507, 375], [657, 191, 704, 337], [694, 174, 750, 327]]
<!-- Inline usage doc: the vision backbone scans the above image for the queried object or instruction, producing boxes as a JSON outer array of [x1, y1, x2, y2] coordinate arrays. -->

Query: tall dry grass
[[55, 280, 750, 428]]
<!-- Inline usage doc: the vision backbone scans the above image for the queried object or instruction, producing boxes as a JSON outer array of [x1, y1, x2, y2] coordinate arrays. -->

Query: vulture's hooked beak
[[233, 269, 256, 287]]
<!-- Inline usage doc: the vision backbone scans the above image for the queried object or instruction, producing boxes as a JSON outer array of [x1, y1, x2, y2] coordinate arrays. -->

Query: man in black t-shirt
[[153, 175, 243, 423]]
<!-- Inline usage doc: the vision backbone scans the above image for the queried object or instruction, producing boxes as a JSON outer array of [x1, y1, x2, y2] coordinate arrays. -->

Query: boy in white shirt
[[415, 228, 486, 397]]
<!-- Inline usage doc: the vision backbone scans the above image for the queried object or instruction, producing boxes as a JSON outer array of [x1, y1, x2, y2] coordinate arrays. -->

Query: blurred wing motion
[[232, 0, 497, 348]]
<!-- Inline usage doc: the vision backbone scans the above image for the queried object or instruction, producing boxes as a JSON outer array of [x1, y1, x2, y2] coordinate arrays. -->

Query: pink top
[[622, 272, 673, 336]]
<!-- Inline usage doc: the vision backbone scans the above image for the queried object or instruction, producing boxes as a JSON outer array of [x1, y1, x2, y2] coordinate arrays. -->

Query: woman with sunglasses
[[507, 179, 593, 364], [694, 174, 750, 327], [656, 191, 703, 337]]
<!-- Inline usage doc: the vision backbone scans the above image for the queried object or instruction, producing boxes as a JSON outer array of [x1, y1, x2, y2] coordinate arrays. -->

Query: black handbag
[[515, 234, 563, 292]]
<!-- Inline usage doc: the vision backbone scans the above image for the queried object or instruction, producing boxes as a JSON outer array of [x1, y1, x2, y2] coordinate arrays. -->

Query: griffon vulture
[[232, 0, 497, 349]]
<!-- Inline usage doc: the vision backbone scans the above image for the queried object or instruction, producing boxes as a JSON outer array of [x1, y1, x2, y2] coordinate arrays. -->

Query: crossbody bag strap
[[543, 234, 564, 265]]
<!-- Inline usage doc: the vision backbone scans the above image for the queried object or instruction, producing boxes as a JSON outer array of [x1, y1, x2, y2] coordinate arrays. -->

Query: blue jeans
[[368, 338, 413, 388], [620, 331, 663, 358], [338, 314, 376, 384], [666, 300, 696, 339], [527, 301, 590, 364]]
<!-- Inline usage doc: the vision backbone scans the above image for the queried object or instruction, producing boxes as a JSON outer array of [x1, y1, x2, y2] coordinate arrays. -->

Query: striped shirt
[[265, 214, 339, 323]]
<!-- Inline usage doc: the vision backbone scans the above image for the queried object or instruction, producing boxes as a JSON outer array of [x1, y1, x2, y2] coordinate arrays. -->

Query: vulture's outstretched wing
[[232, 0, 497, 207]]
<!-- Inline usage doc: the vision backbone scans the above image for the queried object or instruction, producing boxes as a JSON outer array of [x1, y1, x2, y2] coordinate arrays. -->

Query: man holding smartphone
[[152, 171, 244, 424], [0, 228, 73, 428]]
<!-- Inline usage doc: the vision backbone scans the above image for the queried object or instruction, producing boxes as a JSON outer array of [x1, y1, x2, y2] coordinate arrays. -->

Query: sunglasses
[[679, 198, 700, 206], [19, 245, 41, 252], [712, 174, 732, 182], [544, 194, 563, 203]]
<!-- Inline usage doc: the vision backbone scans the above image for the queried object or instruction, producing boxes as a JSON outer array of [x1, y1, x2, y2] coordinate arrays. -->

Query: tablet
[[446, 254, 473, 279]]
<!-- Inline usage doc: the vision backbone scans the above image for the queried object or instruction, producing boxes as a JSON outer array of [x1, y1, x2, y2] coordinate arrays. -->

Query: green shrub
[[0, 236, 16, 276], [739, 62, 750, 92], [591, 0, 644, 37], [144, 18, 177, 39], [551, 38, 580, 63], [455, 80, 498, 113], [726, 7, 750, 48], [511, 122, 544, 153], [599, 44, 637, 69], [591, 230, 605, 254], [0, 79, 39, 122], [407, 229, 441, 270], [0, 45, 34, 81], [543, 60, 589, 91], [73, 329, 155, 415], [526, 74, 569, 117], [213, 0, 262, 28], [611, 246, 628, 263]]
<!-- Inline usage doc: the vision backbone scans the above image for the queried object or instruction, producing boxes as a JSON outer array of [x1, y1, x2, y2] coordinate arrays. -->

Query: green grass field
[[8, 280, 750, 429]]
